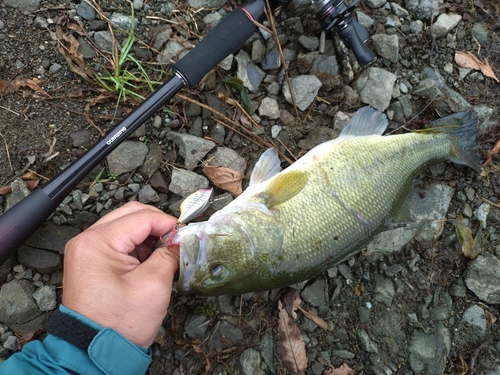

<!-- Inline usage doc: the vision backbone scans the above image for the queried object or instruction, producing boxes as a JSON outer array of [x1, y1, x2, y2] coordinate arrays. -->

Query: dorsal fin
[[339, 107, 388, 138], [249, 148, 282, 185]]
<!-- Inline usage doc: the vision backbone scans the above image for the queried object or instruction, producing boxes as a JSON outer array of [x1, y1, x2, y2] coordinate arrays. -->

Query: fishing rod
[[0, 0, 374, 265]]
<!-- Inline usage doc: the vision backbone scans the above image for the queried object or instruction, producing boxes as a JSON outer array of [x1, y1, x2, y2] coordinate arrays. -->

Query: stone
[[3, 335, 18, 352], [208, 321, 243, 351], [4, 0, 41, 13], [169, 169, 209, 197], [33, 285, 57, 312], [258, 97, 280, 119], [354, 67, 397, 111], [404, 0, 439, 21], [301, 279, 328, 314], [235, 50, 266, 92], [0, 280, 41, 325], [110, 13, 137, 31], [261, 48, 281, 70], [138, 142, 163, 179], [371, 34, 399, 63], [465, 253, 500, 304], [93, 31, 114, 53], [240, 348, 264, 375], [207, 147, 247, 175], [373, 274, 395, 307], [107, 140, 149, 176], [167, 132, 215, 167], [310, 55, 341, 89], [184, 315, 209, 339], [149, 171, 169, 194], [298, 35, 319, 51], [188, 0, 226, 8], [5, 179, 31, 211], [431, 13, 461, 39], [282, 75, 322, 111], [76, 0, 96, 20], [18, 247, 62, 274], [460, 305, 487, 337], [408, 323, 450, 375], [25, 222, 81, 254], [357, 329, 378, 353], [298, 126, 336, 150], [138, 185, 160, 204]]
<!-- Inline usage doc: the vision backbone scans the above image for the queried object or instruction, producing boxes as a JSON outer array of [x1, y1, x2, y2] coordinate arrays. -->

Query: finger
[[135, 245, 180, 283], [94, 210, 178, 254], [90, 201, 165, 227]]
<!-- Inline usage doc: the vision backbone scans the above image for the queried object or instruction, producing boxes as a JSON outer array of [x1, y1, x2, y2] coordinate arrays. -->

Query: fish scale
[[162, 107, 480, 296]]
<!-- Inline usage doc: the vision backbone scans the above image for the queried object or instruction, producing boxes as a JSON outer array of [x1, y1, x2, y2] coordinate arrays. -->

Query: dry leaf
[[277, 300, 308, 375], [323, 363, 356, 375], [0, 185, 12, 195], [0, 78, 51, 97], [455, 51, 500, 83], [18, 328, 45, 349], [25, 179, 40, 191], [295, 304, 328, 331], [283, 288, 301, 319], [191, 344, 210, 375], [202, 165, 243, 197], [455, 214, 482, 259]]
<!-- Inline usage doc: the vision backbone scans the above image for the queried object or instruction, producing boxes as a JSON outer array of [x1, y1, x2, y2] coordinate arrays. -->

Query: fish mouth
[[174, 225, 204, 295]]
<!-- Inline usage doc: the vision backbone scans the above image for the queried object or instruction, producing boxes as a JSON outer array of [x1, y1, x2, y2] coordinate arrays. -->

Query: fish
[[162, 107, 481, 296]]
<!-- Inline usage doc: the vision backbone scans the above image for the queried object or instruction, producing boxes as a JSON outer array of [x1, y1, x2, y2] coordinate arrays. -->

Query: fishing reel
[[275, 0, 375, 66]]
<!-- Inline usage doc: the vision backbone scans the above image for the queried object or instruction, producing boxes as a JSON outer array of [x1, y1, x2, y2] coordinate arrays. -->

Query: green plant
[[94, 1, 162, 111]]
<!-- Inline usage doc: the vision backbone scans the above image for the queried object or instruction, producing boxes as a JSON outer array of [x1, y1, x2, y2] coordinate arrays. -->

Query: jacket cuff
[[48, 305, 152, 375]]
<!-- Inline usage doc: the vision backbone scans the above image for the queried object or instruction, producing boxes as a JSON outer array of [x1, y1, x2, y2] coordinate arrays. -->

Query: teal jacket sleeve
[[0, 305, 152, 375]]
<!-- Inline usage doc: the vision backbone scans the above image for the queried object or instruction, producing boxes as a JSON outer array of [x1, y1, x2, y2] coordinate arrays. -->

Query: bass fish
[[163, 107, 480, 296]]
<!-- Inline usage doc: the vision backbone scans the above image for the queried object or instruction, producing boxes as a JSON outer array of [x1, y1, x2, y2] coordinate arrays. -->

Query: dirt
[[0, 0, 500, 374]]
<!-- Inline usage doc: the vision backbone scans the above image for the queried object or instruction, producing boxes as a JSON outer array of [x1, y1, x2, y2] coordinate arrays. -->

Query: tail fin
[[426, 109, 482, 171]]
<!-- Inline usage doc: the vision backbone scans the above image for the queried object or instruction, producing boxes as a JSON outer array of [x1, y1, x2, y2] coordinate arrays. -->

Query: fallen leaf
[[323, 363, 356, 375], [0, 78, 51, 98], [202, 165, 243, 197], [25, 179, 40, 191], [17, 328, 45, 349], [295, 304, 328, 331], [455, 214, 482, 259], [283, 288, 301, 319], [455, 51, 499, 83], [0, 185, 12, 195], [277, 300, 308, 375]]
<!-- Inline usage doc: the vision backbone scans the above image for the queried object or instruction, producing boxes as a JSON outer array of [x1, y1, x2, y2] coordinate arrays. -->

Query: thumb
[[140, 245, 180, 284]]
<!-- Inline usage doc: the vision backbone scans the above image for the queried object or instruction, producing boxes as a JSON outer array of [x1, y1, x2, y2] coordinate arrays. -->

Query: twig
[[0, 131, 13, 173], [467, 338, 492, 375], [0, 105, 20, 116]]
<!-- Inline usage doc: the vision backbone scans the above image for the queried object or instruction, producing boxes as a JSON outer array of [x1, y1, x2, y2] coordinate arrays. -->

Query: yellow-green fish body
[[167, 107, 480, 296]]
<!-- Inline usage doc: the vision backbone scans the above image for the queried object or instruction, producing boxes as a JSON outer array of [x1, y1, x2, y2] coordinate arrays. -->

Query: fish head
[[171, 204, 284, 296]]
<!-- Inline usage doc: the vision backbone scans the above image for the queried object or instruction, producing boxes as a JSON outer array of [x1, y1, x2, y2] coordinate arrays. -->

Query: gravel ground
[[0, 0, 500, 374]]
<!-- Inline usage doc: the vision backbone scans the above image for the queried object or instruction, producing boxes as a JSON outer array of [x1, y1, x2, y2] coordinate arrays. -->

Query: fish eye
[[210, 264, 222, 277], [209, 263, 227, 281]]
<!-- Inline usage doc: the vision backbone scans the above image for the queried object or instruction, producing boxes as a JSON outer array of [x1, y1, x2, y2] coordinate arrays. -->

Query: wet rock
[[4, 0, 41, 13], [261, 47, 281, 70], [93, 31, 113, 52], [408, 323, 450, 375], [251, 39, 265, 64], [258, 97, 280, 119], [240, 348, 264, 375], [0, 280, 41, 325], [465, 253, 500, 304], [235, 50, 266, 92], [404, 0, 439, 21], [310, 55, 341, 89], [25, 222, 80, 254], [33, 285, 57, 312], [184, 315, 209, 339], [209, 321, 243, 351], [5, 178, 31, 211], [169, 169, 209, 197], [107, 140, 149, 176], [139, 142, 164, 179], [167, 132, 215, 167], [138, 185, 160, 204], [110, 13, 137, 31], [282, 75, 322, 111], [207, 147, 247, 175], [431, 13, 461, 38], [149, 170, 169, 194], [76, 0, 96, 20], [354, 67, 396, 111], [429, 288, 452, 321], [459, 305, 487, 340], [259, 332, 276, 373], [371, 34, 399, 63], [298, 35, 319, 51], [18, 247, 62, 274], [301, 279, 328, 314]]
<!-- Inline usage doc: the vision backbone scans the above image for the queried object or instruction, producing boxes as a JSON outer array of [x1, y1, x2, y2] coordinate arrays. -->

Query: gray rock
[[167, 132, 215, 167], [25, 222, 80, 255], [465, 253, 500, 304], [33, 285, 57, 312], [218, 54, 233, 70], [133, 0, 144, 10], [188, 0, 226, 8], [8, 312, 51, 336], [240, 348, 264, 375], [372, 34, 399, 63], [298, 35, 319, 51], [431, 13, 461, 39], [251, 39, 266, 64], [429, 288, 452, 321], [373, 275, 395, 307], [472, 23, 490, 45], [18, 247, 62, 274], [138, 185, 160, 204], [3, 335, 17, 352], [413, 67, 470, 115], [150, 170, 169, 194], [259, 332, 276, 373], [356, 11, 374, 29], [474, 202, 490, 229], [207, 148, 247, 175], [110, 13, 137, 31], [107, 140, 149, 176], [0, 280, 41, 325], [139, 142, 164, 179], [408, 323, 450, 375], [354, 67, 397, 111], [152, 28, 173, 51], [5, 179, 31, 211], [169, 169, 209, 197], [298, 126, 336, 150], [209, 321, 243, 351], [4, 0, 41, 13], [184, 315, 209, 339], [282, 75, 322, 111], [93, 31, 113, 52], [258, 97, 280, 119], [404, 0, 439, 21], [310, 55, 341, 89], [301, 279, 328, 314], [76, 0, 96, 20], [357, 329, 378, 353], [365, 0, 387, 8], [261, 47, 281, 71], [157, 40, 186, 64], [460, 305, 487, 337], [235, 50, 266, 92], [390, 2, 409, 17], [203, 12, 222, 27]]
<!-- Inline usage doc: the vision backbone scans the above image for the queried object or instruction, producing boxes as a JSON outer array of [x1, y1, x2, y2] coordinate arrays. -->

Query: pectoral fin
[[262, 170, 308, 207], [339, 107, 388, 138], [249, 148, 282, 185]]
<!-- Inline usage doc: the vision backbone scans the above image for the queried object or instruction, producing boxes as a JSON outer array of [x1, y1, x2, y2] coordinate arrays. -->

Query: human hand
[[62, 202, 179, 348]]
